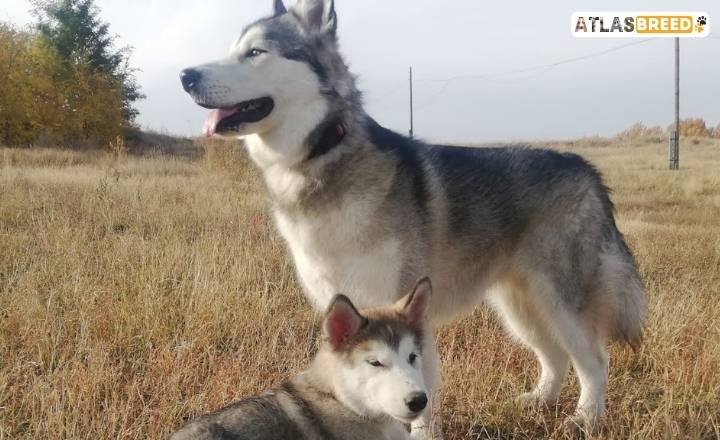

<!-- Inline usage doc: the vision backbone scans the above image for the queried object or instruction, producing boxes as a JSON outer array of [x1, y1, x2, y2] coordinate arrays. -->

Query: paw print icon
[[695, 16, 707, 33]]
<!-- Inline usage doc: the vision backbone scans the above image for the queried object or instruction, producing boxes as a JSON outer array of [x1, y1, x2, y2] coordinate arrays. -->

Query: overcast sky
[[1, 0, 718, 143]]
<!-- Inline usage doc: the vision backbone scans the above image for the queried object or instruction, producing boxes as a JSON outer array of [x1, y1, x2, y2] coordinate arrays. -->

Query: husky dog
[[180, 0, 645, 436], [171, 279, 433, 440]]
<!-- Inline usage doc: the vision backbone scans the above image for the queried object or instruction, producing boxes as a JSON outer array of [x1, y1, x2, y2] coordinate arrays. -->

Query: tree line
[[0, 0, 143, 147], [616, 119, 720, 141]]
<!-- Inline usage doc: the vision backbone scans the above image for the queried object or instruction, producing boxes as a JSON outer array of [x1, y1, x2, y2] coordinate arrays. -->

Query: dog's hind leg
[[489, 284, 569, 405], [491, 279, 608, 433], [411, 330, 443, 440], [517, 334, 569, 405], [553, 315, 608, 434], [529, 278, 609, 433]]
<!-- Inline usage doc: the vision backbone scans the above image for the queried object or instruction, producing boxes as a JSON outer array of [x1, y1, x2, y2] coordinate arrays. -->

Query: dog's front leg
[[411, 330, 443, 440]]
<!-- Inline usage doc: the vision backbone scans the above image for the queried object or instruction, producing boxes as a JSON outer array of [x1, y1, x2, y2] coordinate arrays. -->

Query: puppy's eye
[[367, 360, 384, 368], [408, 353, 417, 364], [247, 48, 267, 58]]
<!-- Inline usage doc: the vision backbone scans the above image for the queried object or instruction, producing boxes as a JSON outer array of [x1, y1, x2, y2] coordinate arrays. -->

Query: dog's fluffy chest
[[274, 202, 404, 310]]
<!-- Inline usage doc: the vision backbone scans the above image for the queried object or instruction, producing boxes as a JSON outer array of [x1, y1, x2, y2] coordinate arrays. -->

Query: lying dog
[[172, 278, 433, 440]]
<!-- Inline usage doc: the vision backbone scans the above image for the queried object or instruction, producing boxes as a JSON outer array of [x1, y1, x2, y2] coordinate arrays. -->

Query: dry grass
[[1, 139, 719, 439]]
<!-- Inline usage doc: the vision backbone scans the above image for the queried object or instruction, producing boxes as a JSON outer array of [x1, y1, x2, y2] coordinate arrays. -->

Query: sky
[[1, 0, 719, 143]]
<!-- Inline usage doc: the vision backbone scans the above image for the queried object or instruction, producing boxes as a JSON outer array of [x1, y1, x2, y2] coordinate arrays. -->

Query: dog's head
[[180, 0, 352, 151], [319, 278, 432, 423]]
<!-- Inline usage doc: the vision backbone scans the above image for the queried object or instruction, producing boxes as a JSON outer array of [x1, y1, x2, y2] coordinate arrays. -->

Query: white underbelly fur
[[275, 210, 403, 310]]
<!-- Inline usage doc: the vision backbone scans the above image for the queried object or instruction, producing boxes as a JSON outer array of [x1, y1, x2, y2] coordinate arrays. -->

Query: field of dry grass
[[1, 138, 719, 439]]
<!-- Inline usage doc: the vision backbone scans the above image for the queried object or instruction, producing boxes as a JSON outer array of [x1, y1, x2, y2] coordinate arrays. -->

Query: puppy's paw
[[410, 424, 443, 440]]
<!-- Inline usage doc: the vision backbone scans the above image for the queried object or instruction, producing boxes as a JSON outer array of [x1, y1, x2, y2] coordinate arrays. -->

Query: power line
[[372, 38, 664, 111], [374, 37, 710, 136], [369, 79, 407, 104], [413, 40, 658, 114], [414, 82, 451, 113], [411, 39, 665, 118], [419, 38, 658, 84]]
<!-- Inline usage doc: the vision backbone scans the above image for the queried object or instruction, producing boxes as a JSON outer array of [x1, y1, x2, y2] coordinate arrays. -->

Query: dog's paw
[[409, 429, 429, 440], [514, 391, 557, 409], [560, 414, 598, 440], [514, 392, 541, 408], [409, 432, 443, 440], [409, 425, 443, 440]]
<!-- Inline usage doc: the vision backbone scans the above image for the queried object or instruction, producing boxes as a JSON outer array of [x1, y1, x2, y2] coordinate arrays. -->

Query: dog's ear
[[396, 277, 432, 327], [293, 0, 337, 36], [273, 0, 287, 16], [323, 294, 366, 349]]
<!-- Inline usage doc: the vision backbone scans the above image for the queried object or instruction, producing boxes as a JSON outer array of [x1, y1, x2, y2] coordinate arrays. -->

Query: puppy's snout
[[180, 68, 202, 93], [404, 392, 428, 413]]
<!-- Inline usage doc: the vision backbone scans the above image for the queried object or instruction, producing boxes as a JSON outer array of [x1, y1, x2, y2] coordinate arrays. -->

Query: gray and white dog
[[180, 0, 645, 436], [172, 279, 433, 440]]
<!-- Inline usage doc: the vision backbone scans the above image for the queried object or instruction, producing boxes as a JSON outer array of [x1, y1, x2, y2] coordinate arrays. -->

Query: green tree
[[0, 24, 64, 145], [0, 21, 124, 147], [31, 0, 144, 124]]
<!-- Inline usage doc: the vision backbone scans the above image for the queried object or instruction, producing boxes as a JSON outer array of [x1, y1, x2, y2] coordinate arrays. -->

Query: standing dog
[[180, 0, 645, 436], [172, 279, 433, 440]]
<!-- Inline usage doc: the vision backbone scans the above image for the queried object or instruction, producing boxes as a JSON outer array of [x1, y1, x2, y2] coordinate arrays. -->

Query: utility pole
[[669, 37, 680, 170], [409, 66, 414, 138]]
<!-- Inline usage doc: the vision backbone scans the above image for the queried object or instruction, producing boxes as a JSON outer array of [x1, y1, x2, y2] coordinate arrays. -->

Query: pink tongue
[[203, 108, 239, 137]]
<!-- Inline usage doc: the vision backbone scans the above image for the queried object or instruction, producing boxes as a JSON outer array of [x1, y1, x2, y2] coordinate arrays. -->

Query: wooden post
[[669, 37, 680, 170]]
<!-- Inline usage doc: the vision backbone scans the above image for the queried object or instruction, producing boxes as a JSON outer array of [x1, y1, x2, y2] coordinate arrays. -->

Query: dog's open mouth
[[203, 97, 274, 137]]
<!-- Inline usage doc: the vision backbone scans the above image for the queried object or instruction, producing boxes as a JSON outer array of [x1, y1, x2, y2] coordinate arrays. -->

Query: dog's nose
[[180, 68, 202, 92], [404, 392, 428, 413]]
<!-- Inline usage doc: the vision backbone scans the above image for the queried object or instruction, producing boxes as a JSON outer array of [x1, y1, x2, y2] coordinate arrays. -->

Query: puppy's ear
[[273, 0, 287, 16], [323, 295, 366, 349], [293, 0, 337, 36], [396, 277, 432, 327]]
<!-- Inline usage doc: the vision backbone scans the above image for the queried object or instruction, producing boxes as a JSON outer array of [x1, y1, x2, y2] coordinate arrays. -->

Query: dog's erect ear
[[273, 0, 287, 16], [324, 295, 366, 349], [293, 0, 337, 35], [396, 277, 432, 327]]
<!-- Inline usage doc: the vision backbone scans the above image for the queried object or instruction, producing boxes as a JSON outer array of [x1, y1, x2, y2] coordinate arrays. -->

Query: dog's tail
[[601, 236, 646, 350]]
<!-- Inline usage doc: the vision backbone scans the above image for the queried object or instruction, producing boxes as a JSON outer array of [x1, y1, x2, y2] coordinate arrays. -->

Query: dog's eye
[[367, 359, 384, 368], [408, 353, 417, 364], [246, 48, 267, 58]]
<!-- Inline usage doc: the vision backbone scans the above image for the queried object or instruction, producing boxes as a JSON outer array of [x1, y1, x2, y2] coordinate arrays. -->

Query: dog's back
[[170, 390, 304, 440], [172, 380, 403, 440]]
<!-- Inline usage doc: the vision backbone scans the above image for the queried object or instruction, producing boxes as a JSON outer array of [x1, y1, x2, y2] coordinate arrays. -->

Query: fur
[[180, 0, 646, 436]]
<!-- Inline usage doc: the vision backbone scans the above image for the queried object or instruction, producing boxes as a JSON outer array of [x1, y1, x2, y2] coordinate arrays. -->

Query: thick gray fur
[[181, 0, 646, 435]]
